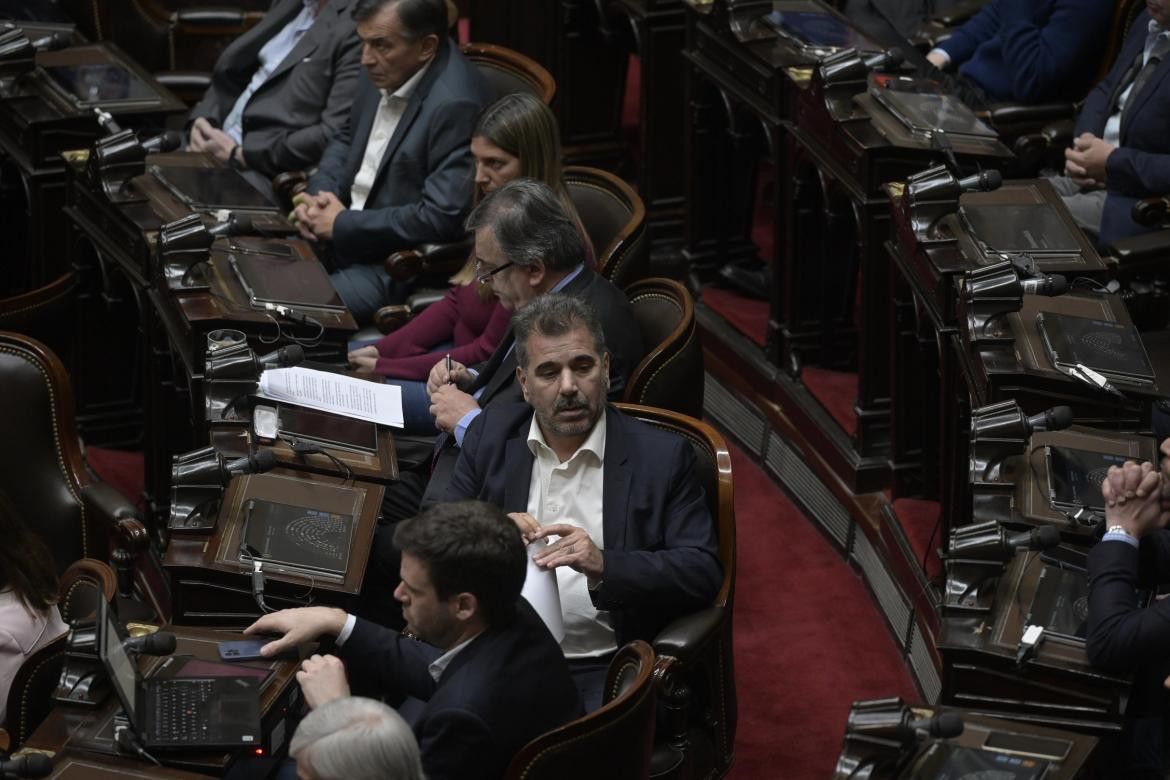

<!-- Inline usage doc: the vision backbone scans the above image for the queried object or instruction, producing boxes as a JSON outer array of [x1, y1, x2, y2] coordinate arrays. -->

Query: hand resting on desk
[[244, 606, 349, 658]]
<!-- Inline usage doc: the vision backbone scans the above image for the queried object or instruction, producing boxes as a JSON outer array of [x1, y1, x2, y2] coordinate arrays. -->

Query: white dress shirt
[[526, 410, 617, 659], [0, 591, 67, 723], [349, 59, 433, 210], [223, 0, 320, 144]]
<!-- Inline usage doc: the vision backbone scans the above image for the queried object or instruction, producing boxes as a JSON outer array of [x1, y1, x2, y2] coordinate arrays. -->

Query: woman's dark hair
[[0, 490, 59, 614], [393, 500, 526, 626]]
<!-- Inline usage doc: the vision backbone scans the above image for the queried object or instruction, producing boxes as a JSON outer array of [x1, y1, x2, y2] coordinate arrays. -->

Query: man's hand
[[1102, 460, 1164, 538], [290, 194, 318, 242], [429, 384, 479, 433], [296, 654, 350, 710], [302, 191, 345, 241], [508, 512, 543, 544], [426, 357, 474, 395], [187, 118, 236, 165], [926, 50, 948, 69], [1065, 133, 1114, 187], [243, 606, 348, 658], [532, 523, 604, 579], [348, 345, 379, 371]]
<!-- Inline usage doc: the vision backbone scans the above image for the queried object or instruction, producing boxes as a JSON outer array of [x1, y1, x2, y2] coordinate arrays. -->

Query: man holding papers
[[445, 294, 722, 711]]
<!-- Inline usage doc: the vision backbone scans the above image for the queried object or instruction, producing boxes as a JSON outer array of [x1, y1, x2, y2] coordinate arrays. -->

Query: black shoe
[[719, 260, 771, 301]]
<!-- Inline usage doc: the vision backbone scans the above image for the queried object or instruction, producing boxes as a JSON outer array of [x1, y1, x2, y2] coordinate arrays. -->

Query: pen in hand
[[446, 353, 453, 384]]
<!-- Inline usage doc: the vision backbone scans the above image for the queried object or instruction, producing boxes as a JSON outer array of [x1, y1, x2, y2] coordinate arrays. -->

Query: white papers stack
[[521, 539, 565, 642], [256, 367, 404, 428]]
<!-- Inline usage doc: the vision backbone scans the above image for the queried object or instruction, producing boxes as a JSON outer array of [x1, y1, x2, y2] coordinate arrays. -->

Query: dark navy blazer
[[1086, 530, 1170, 673], [308, 39, 491, 265], [339, 599, 581, 780], [446, 402, 723, 647], [938, 0, 1112, 103], [1076, 10, 1170, 247]]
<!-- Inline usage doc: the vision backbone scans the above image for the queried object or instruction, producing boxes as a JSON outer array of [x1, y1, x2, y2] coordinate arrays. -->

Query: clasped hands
[[291, 191, 346, 242], [509, 512, 604, 580], [1102, 439, 1170, 538], [1064, 132, 1115, 190]]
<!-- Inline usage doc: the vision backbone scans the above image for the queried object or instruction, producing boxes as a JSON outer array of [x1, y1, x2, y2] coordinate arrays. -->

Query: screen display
[[1025, 564, 1089, 641], [100, 602, 139, 724], [961, 204, 1081, 253], [279, 406, 378, 453], [1036, 312, 1155, 383], [241, 498, 355, 577], [910, 743, 1050, 780], [44, 63, 157, 106], [1046, 446, 1128, 513], [761, 10, 878, 51], [874, 89, 997, 138]]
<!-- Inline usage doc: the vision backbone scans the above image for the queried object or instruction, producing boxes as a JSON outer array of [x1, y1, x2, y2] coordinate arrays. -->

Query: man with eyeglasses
[[358, 178, 645, 629]]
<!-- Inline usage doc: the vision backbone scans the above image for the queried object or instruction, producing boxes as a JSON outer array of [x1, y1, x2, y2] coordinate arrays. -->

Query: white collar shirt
[[349, 58, 433, 210], [427, 630, 482, 683], [525, 409, 616, 658]]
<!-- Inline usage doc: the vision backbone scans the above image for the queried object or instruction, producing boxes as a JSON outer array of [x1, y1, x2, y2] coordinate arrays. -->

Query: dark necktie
[[1121, 49, 1166, 131]]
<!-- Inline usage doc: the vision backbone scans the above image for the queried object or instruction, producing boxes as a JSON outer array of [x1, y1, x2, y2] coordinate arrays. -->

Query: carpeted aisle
[[724, 440, 916, 778]]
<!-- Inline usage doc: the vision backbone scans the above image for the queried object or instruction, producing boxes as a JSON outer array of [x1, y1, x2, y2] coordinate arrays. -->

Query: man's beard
[[538, 392, 601, 438]]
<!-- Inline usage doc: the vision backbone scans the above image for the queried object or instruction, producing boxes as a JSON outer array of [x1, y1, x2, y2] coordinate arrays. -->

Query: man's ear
[[452, 592, 478, 622], [516, 365, 530, 402], [528, 259, 547, 290], [419, 33, 440, 61]]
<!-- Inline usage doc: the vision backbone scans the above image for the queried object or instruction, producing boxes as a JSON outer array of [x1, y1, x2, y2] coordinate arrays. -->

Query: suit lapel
[[503, 434, 534, 513], [1122, 55, 1170, 143], [261, 0, 343, 86], [600, 409, 630, 553], [473, 328, 517, 403]]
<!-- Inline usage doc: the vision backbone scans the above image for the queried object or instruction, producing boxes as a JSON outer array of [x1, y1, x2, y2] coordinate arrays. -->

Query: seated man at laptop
[[291, 0, 491, 322], [446, 295, 723, 710], [924, 0, 1112, 104], [245, 500, 582, 780], [1051, 3, 1170, 248], [186, 0, 362, 181]]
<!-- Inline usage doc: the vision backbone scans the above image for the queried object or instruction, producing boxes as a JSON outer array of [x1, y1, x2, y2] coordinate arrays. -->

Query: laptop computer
[[98, 600, 264, 750]]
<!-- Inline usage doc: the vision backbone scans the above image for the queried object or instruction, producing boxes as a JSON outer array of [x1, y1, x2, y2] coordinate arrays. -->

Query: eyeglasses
[[475, 260, 514, 285]]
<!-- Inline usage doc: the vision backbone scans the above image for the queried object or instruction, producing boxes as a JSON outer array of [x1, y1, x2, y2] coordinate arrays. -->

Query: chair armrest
[[933, 0, 988, 26], [81, 482, 149, 551], [385, 237, 473, 282], [154, 70, 211, 93], [1133, 196, 1170, 228], [653, 605, 725, 661], [272, 170, 309, 211], [983, 101, 1076, 128], [1107, 230, 1170, 266], [172, 6, 250, 27], [0, 726, 8, 753], [373, 304, 413, 334]]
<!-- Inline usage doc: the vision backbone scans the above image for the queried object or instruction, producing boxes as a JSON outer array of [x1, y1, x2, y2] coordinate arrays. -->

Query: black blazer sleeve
[[416, 708, 499, 780], [1086, 535, 1170, 672], [338, 617, 442, 702]]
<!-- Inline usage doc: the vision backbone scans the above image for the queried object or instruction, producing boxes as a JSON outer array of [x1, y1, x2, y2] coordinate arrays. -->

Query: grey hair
[[465, 179, 586, 273], [513, 293, 607, 371], [353, 0, 447, 40], [290, 697, 426, 780]]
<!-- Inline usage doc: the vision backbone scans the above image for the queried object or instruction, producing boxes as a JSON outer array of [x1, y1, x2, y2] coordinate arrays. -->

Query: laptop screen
[[99, 600, 140, 726]]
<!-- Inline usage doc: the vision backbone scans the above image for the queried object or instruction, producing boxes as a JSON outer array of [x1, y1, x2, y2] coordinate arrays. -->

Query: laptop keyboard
[[152, 679, 214, 743]]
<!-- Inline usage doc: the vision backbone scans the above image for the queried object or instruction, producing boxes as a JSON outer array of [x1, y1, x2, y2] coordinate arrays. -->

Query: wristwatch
[[1107, 524, 1136, 539]]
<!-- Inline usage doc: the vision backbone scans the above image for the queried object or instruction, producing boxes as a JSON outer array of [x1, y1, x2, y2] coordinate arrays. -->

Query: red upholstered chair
[[505, 641, 657, 779]]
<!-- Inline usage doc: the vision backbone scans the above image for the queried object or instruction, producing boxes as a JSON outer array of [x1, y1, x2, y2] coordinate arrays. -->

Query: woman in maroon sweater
[[348, 94, 592, 384]]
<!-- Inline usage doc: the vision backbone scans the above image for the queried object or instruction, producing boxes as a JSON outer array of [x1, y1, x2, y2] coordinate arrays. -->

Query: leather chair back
[[505, 641, 656, 780], [58, 559, 117, 626], [3, 634, 66, 749], [564, 166, 648, 290], [613, 404, 736, 774], [461, 42, 556, 104], [0, 333, 95, 573], [0, 273, 78, 370], [622, 278, 704, 419]]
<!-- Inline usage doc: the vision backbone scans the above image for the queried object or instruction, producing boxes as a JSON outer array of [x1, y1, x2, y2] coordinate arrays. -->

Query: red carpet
[[700, 287, 769, 347], [725, 440, 916, 778], [800, 367, 858, 437]]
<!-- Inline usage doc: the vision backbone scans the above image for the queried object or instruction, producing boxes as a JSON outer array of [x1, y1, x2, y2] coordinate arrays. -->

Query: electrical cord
[[284, 436, 353, 481]]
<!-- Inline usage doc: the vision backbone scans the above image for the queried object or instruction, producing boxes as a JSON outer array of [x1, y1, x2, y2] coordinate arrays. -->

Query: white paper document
[[521, 539, 564, 642], [256, 367, 404, 428]]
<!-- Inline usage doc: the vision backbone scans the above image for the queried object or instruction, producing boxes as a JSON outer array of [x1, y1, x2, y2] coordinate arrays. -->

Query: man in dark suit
[[186, 0, 362, 180], [246, 500, 582, 780], [1054, 3, 1170, 248], [292, 0, 490, 321], [1086, 440, 1170, 776], [446, 294, 722, 710], [924, 0, 1112, 104]]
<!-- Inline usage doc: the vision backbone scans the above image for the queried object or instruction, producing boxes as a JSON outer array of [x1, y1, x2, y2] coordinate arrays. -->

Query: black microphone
[[908, 712, 964, 739], [1005, 525, 1062, 551], [957, 169, 1003, 193], [864, 47, 903, 71], [1020, 273, 1068, 296], [29, 31, 71, 52], [140, 130, 182, 154], [223, 448, 277, 477], [207, 213, 255, 239], [1026, 405, 1073, 433], [122, 631, 177, 656], [0, 754, 53, 779], [257, 344, 305, 370]]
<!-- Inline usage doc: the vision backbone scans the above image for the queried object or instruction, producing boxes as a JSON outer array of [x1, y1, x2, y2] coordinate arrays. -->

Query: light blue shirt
[[1102, 529, 1139, 548], [452, 264, 588, 446], [223, 0, 320, 144], [1104, 20, 1170, 147]]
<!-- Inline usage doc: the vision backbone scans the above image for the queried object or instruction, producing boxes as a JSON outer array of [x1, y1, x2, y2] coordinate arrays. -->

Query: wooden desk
[[21, 626, 300, 776], [0, 42, 184, 293]]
